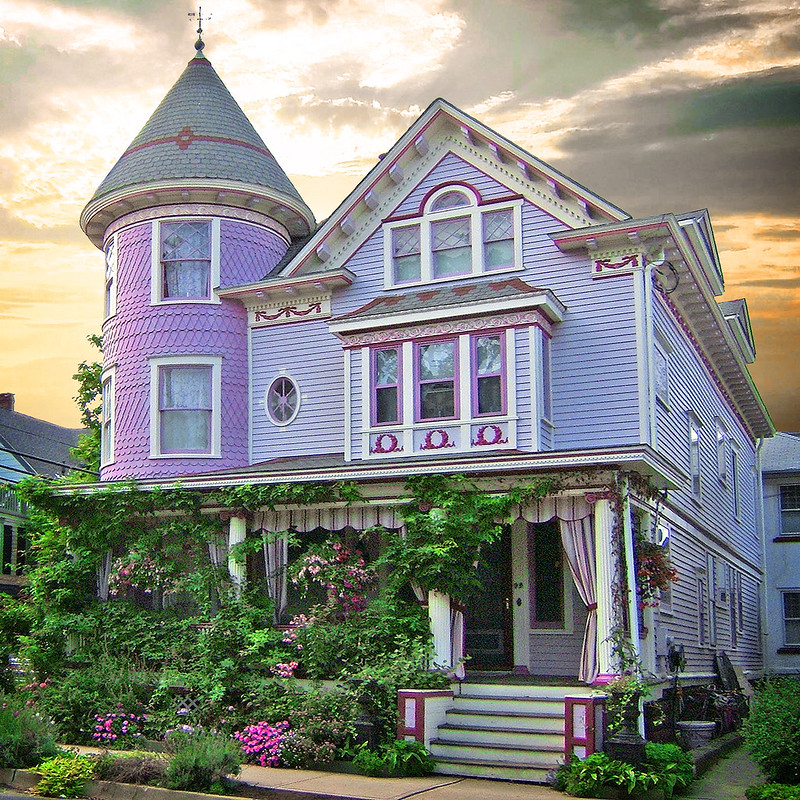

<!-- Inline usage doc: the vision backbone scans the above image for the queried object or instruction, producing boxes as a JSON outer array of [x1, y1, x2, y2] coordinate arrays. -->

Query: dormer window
[[384, 186, 521, 287], [151, 218, 220, 304]]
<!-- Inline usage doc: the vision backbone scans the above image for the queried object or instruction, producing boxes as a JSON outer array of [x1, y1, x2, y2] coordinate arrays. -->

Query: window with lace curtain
[[152, 219, 220, 303]]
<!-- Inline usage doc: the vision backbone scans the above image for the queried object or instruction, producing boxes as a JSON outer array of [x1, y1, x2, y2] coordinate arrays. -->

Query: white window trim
[[383, 188, 524, 288], [688, 412, 703, 501], [715, 419, 729, 485], [653, 328, 671, 408], [265, 372, 302, 426], [148, 355, 222, 458], [731, 442, 741, 520], [104, 233, 118, 321], [100, 366, 116, 467], [150, 218, 221, 306]]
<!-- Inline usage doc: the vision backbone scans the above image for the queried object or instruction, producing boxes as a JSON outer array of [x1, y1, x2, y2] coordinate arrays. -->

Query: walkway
[[683, 743, 764, 800]]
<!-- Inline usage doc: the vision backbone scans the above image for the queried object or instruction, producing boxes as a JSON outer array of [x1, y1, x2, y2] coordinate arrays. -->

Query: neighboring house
[[77, 45, 773, 778], [0, 393, 85, 595], [760, 431, 800, 674]]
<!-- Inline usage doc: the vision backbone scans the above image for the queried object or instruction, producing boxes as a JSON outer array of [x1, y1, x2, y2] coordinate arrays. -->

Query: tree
[[70, 334, 102, 478]]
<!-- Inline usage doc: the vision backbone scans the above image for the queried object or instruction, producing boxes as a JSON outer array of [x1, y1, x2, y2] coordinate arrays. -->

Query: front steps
[[429, 681, 594, 783]]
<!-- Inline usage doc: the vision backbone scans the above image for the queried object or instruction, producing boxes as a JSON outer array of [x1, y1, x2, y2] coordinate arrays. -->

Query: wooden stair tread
[[431, 738, 564, 753]]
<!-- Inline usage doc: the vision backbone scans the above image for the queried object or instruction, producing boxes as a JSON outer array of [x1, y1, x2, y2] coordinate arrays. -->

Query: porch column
[[227, 515, 247, 595], [428, 590, 452, 669], [594, 499, 616, 680]]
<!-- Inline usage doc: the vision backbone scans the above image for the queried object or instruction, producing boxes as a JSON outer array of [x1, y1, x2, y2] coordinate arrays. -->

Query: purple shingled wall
[[101, 216, 287, 481]]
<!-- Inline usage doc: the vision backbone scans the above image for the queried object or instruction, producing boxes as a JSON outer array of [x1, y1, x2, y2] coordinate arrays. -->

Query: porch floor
[[463, 672, 588, 686]]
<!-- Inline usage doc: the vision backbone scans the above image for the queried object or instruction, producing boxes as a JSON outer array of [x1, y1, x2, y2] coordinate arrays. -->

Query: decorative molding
[[336, 309, 550, 348], [105, 202, 290, 244], [472, 424, 509, 447], [592, 253, 643, 278], [250, 296, 330, 327], [420, 428, 456, 450], [370, 432, 403, 454]]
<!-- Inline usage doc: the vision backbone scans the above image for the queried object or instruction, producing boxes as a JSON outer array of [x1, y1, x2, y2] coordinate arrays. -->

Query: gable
[[273, 99, 628, 284]]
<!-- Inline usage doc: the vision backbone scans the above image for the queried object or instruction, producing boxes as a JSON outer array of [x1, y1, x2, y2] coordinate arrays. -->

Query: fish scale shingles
[[90, 56, 304, 206]]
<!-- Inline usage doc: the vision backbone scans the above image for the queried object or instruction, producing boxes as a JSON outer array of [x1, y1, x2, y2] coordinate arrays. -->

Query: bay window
[[473, 334, 504, 416], [385, 186, 521, 287]]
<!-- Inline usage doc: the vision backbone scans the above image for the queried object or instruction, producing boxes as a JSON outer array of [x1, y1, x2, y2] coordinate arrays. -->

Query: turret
[[81, 45, 314, 481]]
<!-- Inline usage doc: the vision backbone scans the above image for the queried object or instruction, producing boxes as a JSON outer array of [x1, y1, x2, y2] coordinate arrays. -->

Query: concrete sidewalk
[[3, 741, 765, 800]]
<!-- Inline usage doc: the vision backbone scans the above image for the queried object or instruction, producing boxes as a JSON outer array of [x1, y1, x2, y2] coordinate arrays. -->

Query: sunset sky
[[1, 0, 798, 432]]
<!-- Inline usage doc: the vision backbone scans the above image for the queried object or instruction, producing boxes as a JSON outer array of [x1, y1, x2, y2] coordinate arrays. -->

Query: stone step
[[429, 738, 565, 766], [452, 694, 566, 714], [458, 682, 593, 699], [437, 722, 564, 749], [445, 707, 565, 731], [433, 757, 555, 783]]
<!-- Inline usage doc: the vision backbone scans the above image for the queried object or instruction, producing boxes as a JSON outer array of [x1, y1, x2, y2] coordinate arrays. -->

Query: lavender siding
[[513, 329, 533, 450], [219, 221, 288, 287], [528, 586, 588, 676], [101, 218, 258, 481], [650, 289, 762, 673], [250, 319, 345, 462]]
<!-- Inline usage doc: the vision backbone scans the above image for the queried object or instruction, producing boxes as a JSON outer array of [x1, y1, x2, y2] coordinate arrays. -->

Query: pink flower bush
[[234, 721, 290, 767], [93, 705, 147, 746], [109, 553, 178, 597], [270, 661, 299, 678]]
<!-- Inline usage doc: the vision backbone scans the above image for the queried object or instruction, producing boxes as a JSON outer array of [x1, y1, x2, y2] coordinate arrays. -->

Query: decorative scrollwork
[[370, 432, 403, 454], [584, 489, 616, 504], [472, 424, 508, 447], [420, 428, 455, 450]]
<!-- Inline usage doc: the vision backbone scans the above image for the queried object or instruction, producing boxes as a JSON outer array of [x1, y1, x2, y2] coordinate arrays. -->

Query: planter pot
[[676, 720, 716, 749]]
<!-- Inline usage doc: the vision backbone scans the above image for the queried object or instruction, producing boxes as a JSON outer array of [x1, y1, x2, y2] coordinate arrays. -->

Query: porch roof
[[87, 444, 686, 493]]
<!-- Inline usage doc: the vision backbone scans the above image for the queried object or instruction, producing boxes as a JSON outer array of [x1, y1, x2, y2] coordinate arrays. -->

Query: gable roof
[[0, 409, 85, 480], [761, 432, 800, 474], [231, 98, 630, 289], [81, 51, 314, 247]]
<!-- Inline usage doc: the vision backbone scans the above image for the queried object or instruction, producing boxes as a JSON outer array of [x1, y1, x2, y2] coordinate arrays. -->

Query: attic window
[[383, 186, 522, 287]]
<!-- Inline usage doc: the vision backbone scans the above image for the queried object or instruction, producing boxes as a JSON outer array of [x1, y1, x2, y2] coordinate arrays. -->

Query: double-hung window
[[101, 368, 115, 466], [373, 348, 401, 425], [473, 334, 505, 416], [783, 591, 800, 646], [150, 356, 221, 457], [688, 414, 702, 499], [716, 422, 729, 483], [154, 219, 219, 303], [104, 234, 117, 319], [780, 485, 800, 534], [386, 186, 521, 287], [417, 340, 458, 421]]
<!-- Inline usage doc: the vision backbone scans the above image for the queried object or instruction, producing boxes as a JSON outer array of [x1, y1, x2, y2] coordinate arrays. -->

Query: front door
[[464, 527, 513, 670]]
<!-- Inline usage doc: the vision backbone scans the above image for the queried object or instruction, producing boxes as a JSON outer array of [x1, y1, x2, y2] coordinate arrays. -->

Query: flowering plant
[[290, 540, 376, 618], [109, 553, 179, 598], [234, 721, 290, 767], [92, 704, 148, 747], [636, 538, 678, 608]]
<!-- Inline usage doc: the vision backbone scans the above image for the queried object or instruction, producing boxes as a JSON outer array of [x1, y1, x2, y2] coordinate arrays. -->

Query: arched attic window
[[384, 185, 521, 287]]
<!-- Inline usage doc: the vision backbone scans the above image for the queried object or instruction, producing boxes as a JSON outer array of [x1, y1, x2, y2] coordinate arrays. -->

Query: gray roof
[[0, 409, 85, 480], [761, 432, 800, 474], [332, 277, 554, 323], [88, 53, 306, 209]]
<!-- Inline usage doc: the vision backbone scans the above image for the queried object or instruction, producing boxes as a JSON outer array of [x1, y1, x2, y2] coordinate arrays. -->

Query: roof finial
[[188, 6, 211, 52]]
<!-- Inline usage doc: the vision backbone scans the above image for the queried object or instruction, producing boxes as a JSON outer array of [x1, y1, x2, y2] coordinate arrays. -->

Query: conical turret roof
[[81, 52, 314, 246]]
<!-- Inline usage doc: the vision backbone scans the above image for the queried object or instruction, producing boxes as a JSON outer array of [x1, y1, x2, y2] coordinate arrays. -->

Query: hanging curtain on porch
[[207, 535, 227, 570], [514, 496, 598, 683], [254, 505, 403, 533], [262, 531, 289, 624], [558, 517, 598, 684], [96, 549, 113, 602], [450, 602, 466, 680]]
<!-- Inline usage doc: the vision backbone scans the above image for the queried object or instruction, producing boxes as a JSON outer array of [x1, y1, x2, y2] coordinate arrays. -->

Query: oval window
[[266, 376, 300, 425]]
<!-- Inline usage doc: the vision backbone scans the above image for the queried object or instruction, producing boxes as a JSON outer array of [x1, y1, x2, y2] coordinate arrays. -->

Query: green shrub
[[556, 748, 693, 799], [644, 742, 694, 794], [163, 730, 241, 792], [744, 677, 800, 784], [353, 740, 435, 777], [0, 695, 59, 768], [746, 785, 800, 800], [34, 755, 95, 798], [91, 751, 168, 785]]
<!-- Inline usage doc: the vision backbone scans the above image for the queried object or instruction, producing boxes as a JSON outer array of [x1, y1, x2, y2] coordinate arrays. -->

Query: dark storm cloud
[[542, 66, 800, 219], [558, 0, 667, 39]]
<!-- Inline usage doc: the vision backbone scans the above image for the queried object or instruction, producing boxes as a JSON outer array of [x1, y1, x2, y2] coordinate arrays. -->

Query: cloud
[[753, 226, 800, 241], [738, 278, 800, 289]]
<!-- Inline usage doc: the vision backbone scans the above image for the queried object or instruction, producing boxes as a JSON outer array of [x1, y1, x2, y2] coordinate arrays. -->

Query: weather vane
[[188, 6, 211, 51]]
